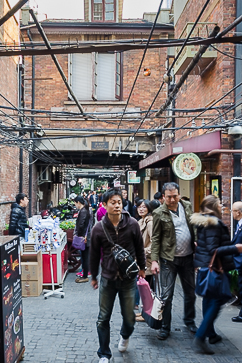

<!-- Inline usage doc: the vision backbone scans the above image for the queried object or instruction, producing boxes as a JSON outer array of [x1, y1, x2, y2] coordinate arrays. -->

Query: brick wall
[[0, 2, 29, 233], [173, 0, 237, 225]]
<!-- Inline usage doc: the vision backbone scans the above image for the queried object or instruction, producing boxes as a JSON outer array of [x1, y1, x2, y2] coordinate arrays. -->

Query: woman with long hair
[[74, 195, 92, 283], [191, 195, 242, 354], [137, 199, 153, 287], [135, 199, 154, 321]]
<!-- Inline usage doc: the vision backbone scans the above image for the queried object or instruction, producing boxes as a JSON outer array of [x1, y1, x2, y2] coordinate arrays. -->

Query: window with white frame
[[92, 0, 115, 22], [69, 52, 122, 101]]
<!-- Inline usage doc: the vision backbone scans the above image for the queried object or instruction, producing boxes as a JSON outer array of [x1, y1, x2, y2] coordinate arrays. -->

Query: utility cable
[[115, 0, 212, 161], [106, 0, 165, 168]]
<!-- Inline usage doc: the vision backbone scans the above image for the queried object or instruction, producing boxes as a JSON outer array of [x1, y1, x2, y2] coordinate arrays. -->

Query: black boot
[[192, 337, 214, 355]]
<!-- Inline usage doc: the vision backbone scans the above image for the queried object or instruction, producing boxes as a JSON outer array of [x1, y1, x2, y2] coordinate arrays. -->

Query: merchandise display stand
[[43, 251, 65, 299]]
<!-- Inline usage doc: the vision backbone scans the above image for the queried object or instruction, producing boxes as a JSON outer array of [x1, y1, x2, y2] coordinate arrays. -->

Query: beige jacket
[[138, 215, 153, 275]]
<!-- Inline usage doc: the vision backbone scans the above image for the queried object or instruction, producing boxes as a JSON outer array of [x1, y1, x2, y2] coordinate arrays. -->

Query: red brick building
[[139, 0, 241, 227], [0, 1, 29, 234], [20, 1, 173, 209]]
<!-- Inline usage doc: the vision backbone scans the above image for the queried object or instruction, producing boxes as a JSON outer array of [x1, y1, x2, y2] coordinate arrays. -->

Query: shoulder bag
[[195, 249, 232, 302], [101, 220, 139, 280], [72, 219, 91, 251]]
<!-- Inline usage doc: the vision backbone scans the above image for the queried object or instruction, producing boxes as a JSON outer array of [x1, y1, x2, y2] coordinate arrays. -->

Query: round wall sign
[[172, 153, 202, 181], [70, 180, 76, 187]]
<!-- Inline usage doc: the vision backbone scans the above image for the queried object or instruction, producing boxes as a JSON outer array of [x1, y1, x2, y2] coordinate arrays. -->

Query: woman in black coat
[[191, 195, 242, 355], [74, 196, 92, 283]]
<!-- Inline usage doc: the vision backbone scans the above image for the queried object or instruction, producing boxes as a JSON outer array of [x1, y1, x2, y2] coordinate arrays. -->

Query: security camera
[[228, 126, 242, 139]]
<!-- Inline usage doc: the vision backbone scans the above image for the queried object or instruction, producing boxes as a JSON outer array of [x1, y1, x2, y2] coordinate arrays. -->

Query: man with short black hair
[[151, 182, 197, 340], [9, 193, 29, 237], [90, 188, 146, 363], [154, 191, 164, 205]]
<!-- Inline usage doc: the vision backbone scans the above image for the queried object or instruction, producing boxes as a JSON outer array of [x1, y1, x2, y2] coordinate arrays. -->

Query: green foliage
[[71, 185, 81, 195], [5, 223, 9, 231], [59, 220, 76, 231]]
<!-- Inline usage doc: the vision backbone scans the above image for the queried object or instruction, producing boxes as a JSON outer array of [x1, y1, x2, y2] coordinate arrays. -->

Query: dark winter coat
[[75, 207, 92, 248], [9, 203, 29, 237], [90, 211, 146, 281], [191, 213, 238, 271]]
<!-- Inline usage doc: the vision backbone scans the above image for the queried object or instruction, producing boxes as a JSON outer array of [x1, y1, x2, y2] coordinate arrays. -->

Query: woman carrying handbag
[[74, 196, 92, 283], [136, 199, 153, 322], [191, 195, 242, 354]]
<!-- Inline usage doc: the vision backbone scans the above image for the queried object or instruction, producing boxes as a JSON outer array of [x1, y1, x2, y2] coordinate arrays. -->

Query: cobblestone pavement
[[22, 272, 242, 363]]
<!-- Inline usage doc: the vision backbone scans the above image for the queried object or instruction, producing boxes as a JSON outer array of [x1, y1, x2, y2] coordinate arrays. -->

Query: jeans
[[196, 297, 223, 340], [159, 254, 196, 332], [81, 247, 89, 278], [97, 276, 136, 359]]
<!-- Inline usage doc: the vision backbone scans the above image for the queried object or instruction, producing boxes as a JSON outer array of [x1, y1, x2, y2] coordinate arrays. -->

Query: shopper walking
[[90, 188, 146, 363], [74, 196, 92, 283], [9, 193, 29, 238], [121, 189, 133, 216], [191, 195, 242, 354], [230, 201, 242, 322], [136, 199, 153, 322], [151, 182, 197, 340], [137, 199, 153, 287]]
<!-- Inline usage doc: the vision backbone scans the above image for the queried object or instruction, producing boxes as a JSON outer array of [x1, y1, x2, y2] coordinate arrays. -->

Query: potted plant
[[59, 220, 76, 242], [3, 223, 9, 235]]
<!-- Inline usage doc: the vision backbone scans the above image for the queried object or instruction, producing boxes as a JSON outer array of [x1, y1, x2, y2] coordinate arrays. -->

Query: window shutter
[[71, 53, 92, 100], [97, 53, 116, 100], [116, 52, 121, 100], [92, 52, 98, 101]]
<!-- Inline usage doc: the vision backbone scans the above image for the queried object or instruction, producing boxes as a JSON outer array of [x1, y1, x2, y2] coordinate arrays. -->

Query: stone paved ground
[[22, 272, 242, 363]]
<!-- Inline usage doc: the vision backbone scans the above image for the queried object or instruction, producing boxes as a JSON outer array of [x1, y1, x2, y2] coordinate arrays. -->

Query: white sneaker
[[99, 358, 109, 363], [118, 336, 129, 352]]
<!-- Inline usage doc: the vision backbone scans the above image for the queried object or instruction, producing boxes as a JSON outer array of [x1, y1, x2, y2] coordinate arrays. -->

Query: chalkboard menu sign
[[0, 236, 25, 363]]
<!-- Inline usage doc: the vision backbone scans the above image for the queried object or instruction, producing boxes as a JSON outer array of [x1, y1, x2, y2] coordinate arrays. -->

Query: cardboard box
[[21, 262, 42, 281], [21, 280, 42, 297]]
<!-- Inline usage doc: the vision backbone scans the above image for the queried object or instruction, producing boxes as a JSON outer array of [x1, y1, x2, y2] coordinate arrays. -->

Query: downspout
[[233, 0, 242, 207], [18, 63, 23, 193], [27, 29, 34, 217]]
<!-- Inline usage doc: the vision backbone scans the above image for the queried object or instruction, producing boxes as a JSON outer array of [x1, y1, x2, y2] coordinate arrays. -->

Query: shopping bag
[[137, 277, 153, 315], [137, 275, 165, 330], [72, 235, 86, 251], [195, 250, 232, 301]]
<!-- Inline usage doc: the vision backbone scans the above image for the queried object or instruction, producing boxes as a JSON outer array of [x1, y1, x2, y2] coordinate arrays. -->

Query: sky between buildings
[[13, 0, 171, 20]]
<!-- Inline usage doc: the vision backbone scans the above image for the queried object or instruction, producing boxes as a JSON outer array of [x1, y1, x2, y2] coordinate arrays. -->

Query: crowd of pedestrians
[[9, 184, 242, 363]]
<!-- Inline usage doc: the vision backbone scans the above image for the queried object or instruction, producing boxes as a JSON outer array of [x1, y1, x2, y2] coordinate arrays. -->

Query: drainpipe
[[233, 0, 242, 205], [27, 29, 34, 217], [18, 63, 23, 193]]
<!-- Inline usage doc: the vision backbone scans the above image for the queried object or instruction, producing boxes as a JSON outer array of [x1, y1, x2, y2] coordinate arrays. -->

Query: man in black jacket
[[90, 188, 146, 363], [9, 193, 29, 237], [121, 189, 133, 216]]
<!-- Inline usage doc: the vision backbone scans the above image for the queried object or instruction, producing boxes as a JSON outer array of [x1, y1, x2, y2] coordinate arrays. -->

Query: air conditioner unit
[[39, 166, 51, 182]]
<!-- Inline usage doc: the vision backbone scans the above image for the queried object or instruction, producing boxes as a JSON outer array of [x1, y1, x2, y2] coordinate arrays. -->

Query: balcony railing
[[174, 22, 217, 75]]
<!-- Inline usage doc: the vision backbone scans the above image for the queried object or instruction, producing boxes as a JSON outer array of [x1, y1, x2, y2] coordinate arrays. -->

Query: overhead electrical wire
[[106, 0, 165, 168], [210, 44, 242, 60], [113, 0, 212, 163]]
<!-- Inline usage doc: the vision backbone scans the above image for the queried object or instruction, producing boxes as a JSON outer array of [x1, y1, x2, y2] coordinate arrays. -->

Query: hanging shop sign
[[127, 171, 140, 184], [172, 153, 202, 181]]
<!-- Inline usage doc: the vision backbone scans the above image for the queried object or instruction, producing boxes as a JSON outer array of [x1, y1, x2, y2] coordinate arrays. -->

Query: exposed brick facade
[[0, 1, 29, 234], [172, 0, 237, 224], [21, 18, 173, 208]]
